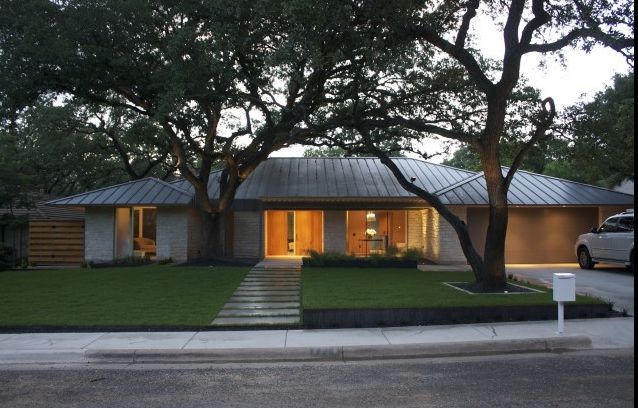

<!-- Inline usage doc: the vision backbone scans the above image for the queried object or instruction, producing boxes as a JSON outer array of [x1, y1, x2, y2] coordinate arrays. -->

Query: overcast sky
[[271, 17, 631, 161]]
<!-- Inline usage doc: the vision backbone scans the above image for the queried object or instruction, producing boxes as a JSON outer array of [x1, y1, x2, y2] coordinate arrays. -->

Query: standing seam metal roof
[[47, 178, 193, 206], [47, 158, 633, 207]]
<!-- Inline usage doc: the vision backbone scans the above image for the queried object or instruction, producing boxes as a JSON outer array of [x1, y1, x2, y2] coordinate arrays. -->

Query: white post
[[557, 301, 565, 334], [553, 273, 575, 336]]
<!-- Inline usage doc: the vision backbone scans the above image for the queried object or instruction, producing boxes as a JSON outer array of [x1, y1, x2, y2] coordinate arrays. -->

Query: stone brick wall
[[187, 208, 203, 260], [323, 211, 346, 253], [84, 207, 114, 263], [233, 211, 262, 259], [422, 208, 439, 261], [407, 210, 425, 251], [156, 207, 189, 262], [437, 206, 467, 264]]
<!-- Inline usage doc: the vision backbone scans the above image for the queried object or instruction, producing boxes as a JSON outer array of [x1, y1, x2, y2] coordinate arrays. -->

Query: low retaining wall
[[303, 304, 617, 329]]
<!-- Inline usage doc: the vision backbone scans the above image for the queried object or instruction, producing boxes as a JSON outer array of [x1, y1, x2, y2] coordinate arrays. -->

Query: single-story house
[[47, 157, 634, 264]]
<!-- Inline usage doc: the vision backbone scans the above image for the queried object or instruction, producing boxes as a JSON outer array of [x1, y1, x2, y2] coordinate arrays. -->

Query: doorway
[[265, 210, 323, 257]]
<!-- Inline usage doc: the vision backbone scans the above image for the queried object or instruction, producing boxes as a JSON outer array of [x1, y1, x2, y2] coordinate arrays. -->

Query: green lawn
[[0, 265, 249, 327], [302, 268, 603, 309]]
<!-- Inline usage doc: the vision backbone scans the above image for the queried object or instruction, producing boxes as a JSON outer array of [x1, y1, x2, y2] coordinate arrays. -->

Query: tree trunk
[[199, 210, 224, 258], [475, 96, 510, 290], [481, 190, 509, 290]]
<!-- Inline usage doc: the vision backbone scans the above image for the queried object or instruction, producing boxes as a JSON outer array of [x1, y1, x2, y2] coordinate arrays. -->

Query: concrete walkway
[[211, 258, 303, 327], [0, 318, 632, 365]]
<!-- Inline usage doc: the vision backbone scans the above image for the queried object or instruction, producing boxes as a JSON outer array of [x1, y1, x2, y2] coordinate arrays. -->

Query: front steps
[[211, 259, 302, 327]]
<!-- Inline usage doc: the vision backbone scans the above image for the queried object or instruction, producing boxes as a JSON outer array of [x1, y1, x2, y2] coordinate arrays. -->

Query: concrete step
[[252, 266, 301, 270], [240, 281, 299, 286], [238, 285, 300, 291], [233, 290, 299, 296], [241, 282, 299, 286], [247, 272, 300, 277], [246, 274, 300, 279], [243, 277, 300, 282], [217, 308, 299, 318], [211, 316, 301, 326], [228, 296, 300, 303], [223, 302, 300, 309]]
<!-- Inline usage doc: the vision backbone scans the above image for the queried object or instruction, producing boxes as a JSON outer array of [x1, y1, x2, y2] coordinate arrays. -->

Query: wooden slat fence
[[28, 220, 85, 265]]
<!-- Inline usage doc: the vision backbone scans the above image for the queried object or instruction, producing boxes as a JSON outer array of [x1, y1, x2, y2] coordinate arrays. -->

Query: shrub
[[403, 248, 424, 262], [302, 251, 416, 268], [385, 245, 401, 257], [157, 257, 174, 265], [92, 256, 152, 268], [304, 251, 356, 267]]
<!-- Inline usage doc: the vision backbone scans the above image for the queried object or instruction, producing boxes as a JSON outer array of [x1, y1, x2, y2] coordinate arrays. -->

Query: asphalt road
[[0, 349, 633, 408], [508, 264, 635, 315]]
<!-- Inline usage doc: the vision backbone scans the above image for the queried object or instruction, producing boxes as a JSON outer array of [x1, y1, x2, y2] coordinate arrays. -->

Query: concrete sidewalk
[[0, 318, 632, 365]]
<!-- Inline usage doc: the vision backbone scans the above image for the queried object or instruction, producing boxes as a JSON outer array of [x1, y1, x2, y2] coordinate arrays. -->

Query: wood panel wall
[[28, 220, 85, 265], [266, 211, 289, 256]]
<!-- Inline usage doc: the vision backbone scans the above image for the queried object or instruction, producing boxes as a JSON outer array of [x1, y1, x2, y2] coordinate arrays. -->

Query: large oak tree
[[307, 0, 633, 289], [0, 0, 364, 255]]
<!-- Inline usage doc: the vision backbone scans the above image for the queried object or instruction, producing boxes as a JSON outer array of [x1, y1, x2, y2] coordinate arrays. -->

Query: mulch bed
[[446, 282, 539, 294]]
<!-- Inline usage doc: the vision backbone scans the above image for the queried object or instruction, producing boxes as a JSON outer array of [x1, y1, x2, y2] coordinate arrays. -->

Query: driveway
[[507, 263, 634, 315]]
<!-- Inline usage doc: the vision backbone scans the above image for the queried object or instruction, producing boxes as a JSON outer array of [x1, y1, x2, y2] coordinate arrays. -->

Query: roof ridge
[[434, 171, 486, 195], [154, 178, 193, 196]]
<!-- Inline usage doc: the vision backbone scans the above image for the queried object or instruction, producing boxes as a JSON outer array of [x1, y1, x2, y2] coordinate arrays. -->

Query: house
[[47, 157, 634, 265]]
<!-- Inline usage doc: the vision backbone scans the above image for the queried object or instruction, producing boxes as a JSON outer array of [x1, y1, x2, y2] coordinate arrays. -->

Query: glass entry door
[[266, 210, 323, 256]]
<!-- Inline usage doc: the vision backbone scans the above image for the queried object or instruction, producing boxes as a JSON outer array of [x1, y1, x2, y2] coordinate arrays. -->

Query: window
[[133, 208, 156, 256], [598, 218, 619, 233], [115, 207, 157, 258], [346, 210, 407, 256], [617, 217, 634, 232]]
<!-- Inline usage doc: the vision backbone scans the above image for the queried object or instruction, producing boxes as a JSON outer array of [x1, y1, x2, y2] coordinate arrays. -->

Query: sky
[[271, 15, 631, 162]]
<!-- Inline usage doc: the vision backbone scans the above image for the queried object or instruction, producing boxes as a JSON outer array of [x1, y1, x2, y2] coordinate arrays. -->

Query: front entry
[[265, 210, 323, 257]]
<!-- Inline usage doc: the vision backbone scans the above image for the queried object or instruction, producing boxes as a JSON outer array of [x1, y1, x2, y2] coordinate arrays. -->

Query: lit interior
[[347, 210, 407, 256], [114, 207, 157, 259], [266, 210, 323, 257]]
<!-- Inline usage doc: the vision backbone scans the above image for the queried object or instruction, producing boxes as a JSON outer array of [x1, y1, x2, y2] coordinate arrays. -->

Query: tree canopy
[[444, 72, 634, 189], [0, 1, 634, 281], [298, 0, 633, 288]]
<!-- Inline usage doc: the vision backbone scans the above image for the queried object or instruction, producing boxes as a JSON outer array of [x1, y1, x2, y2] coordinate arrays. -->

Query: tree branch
[[357, 126, 485, 282], [505, 97, 556, 187], [455, 0, 480, 48], [524, 27, 635, 56], [402, 23, 494, 94]]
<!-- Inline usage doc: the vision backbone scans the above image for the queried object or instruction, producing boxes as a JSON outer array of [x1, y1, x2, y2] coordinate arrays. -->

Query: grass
[[0, 265, 249, 327], [302, 268, 604, 309]]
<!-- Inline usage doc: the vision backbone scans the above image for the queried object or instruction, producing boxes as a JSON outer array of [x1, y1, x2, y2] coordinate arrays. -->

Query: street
[[0, 349, 633, 408], [508, 264, 635, 315]]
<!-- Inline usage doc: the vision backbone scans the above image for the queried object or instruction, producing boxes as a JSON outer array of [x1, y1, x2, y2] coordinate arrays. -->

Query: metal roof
[[170, 158, 477, 200], [49, 158, 634, 208], [47, 178, 193, 206], [436, 169, 635, 206], [0, 202, 85, 220]]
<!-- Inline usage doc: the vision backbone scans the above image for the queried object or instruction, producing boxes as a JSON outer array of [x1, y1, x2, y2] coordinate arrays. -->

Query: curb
[[0, 336, 593, 365], [80, 336, 593, 365]]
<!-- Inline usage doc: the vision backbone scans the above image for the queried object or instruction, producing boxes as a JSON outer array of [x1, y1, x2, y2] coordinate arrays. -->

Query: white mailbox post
[[553, 273, 576, 334]]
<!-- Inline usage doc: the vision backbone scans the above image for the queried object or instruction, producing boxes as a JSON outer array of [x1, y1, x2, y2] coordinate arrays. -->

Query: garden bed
[[302, 267, 612, 327], [302, 257, 417, 268]]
